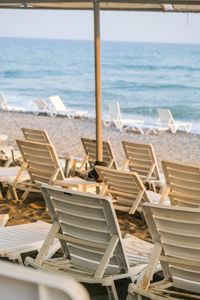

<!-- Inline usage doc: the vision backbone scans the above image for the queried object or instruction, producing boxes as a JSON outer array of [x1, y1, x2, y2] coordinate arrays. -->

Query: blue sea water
[[0, 37, 200, 132]]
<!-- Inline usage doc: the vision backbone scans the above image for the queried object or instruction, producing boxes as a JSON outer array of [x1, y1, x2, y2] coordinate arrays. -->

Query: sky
[[0, 9, 200, 44]]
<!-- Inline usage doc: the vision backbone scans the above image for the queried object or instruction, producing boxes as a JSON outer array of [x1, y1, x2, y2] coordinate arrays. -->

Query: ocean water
[[0, 37, 200, 132]]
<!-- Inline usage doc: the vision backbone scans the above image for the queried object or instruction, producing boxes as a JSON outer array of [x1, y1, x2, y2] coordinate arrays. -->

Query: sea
[[0, 37, 200, 133]]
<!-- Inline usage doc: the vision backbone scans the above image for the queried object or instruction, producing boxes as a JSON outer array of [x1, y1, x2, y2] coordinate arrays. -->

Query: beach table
[[55, 177, 100, 193]]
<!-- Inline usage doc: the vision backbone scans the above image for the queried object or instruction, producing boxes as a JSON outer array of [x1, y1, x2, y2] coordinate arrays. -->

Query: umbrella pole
[[93, 0, 103, 161]]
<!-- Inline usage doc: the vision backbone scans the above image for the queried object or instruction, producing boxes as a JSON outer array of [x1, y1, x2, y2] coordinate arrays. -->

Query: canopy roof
[[0, 0, 200, 13]]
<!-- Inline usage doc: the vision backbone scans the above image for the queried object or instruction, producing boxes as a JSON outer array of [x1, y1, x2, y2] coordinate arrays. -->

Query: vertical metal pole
[[93, 0, 103, 161]]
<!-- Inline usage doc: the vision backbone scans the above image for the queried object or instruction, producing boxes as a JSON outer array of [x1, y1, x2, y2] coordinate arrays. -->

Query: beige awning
[[0, 0, 200, 12]]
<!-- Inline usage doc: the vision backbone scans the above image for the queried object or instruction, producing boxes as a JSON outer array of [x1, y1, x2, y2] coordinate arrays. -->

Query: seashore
[[0, 110, 200, 299]]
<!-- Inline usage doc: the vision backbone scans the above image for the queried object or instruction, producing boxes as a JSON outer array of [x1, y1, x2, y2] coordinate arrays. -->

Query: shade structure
[[1, 0, 200, 160], [1, 1, 200, 12]]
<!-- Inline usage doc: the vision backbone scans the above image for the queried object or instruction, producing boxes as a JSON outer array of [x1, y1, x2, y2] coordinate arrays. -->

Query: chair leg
[[21, 190, 30, 202], [106, 282, 119, 300]]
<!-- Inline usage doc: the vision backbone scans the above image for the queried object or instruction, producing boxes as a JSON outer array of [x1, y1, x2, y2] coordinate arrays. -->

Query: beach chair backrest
[[143, 203, 200, 293], [122, 141, 160, 181], [16, 140, 64, 184], [95, 166, 148, 214], [41, 185, 129, 277], [22, 128, 52, 144], [107, 101, 121, 122], [0, 94, 8, 110], [157, 109, 174, 127], [34, 99, 49, 111], [49, 95, 67, 112], [81, 137, 118, 169], [162, 160, 200, 207], [0, 260, 90, 300]]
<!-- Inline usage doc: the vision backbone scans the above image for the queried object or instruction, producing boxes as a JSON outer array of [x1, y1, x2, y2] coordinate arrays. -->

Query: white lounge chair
[[96, 166, 169, 215], [104, 102, 144, 133], [26, 185, 161, 300], [0, 260, 90, 300], [49, 95, 87, 119], [0, 221, 60, 263], [127, 203, 200, 300], [33, 98, 52, 116], [157, 108, 192, 133], [0, 94, 24, 112], [122, 141, 165, 191]]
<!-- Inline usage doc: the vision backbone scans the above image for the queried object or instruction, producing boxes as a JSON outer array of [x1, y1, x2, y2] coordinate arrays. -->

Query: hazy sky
[[0, 9, 200, 43]]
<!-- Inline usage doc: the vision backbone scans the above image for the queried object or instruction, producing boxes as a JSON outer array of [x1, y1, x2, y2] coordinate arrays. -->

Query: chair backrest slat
[[162, 160, 200, 207], [81, 138, 117, 169], [143, 203, 200, 294], [41, 185, 129, 276], [122, 141, 160, 181], [16, 140, 64, 184], [157, 109, 174, 127]]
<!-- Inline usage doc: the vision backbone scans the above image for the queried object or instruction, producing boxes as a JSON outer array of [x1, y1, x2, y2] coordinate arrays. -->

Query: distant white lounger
[[0, 94, 24, 112], [157, 108, 192, 133], [33, 98, 52, 116], [0, 260, 90, 300], [49, 95, 87, 119], [104, 102, 144, 133]]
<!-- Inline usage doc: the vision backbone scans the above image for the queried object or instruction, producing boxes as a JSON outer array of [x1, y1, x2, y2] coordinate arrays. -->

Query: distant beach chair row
[[34, 95, 87, 119], [0, 93, 88, 119], [104, 101, 192, 134]]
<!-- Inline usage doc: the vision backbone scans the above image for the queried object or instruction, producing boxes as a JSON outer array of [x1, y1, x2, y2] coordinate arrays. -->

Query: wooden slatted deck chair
[[104, 102, 144, 134], [160, 160, 200, 207], [0, 221, 60, 264], [127, 203, 200, 300], [69, 137, 118, 178], [122, 141, 164, 191], [95, 166, 169, 215], [0, 260, 90, 300], [157, 109, 192, 133], [25, 185, 161, 300]]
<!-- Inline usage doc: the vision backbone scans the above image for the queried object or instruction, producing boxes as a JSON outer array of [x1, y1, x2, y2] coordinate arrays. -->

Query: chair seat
[[146, 190, 170, 205], [0, 166, 30, 183], [0, 221, 60, 261]]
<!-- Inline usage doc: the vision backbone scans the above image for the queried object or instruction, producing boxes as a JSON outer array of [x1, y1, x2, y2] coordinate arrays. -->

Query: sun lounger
[[157, 108, 192, 133], [33, 98, 52, 116], [104, 102, 144, 133], [66, 137, 118, 178], [160, 160, 200, 207], [0, 221, 60, 263], [0, 94, 24, 112], [26, 185, 162, 300], [49, 95, 87, 119], [10, 139, 98, 201], [122, 141, 165, 191], [96, 166, 169, 215], [127, 203, 200, 300], [0, 260, 90, 300]]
